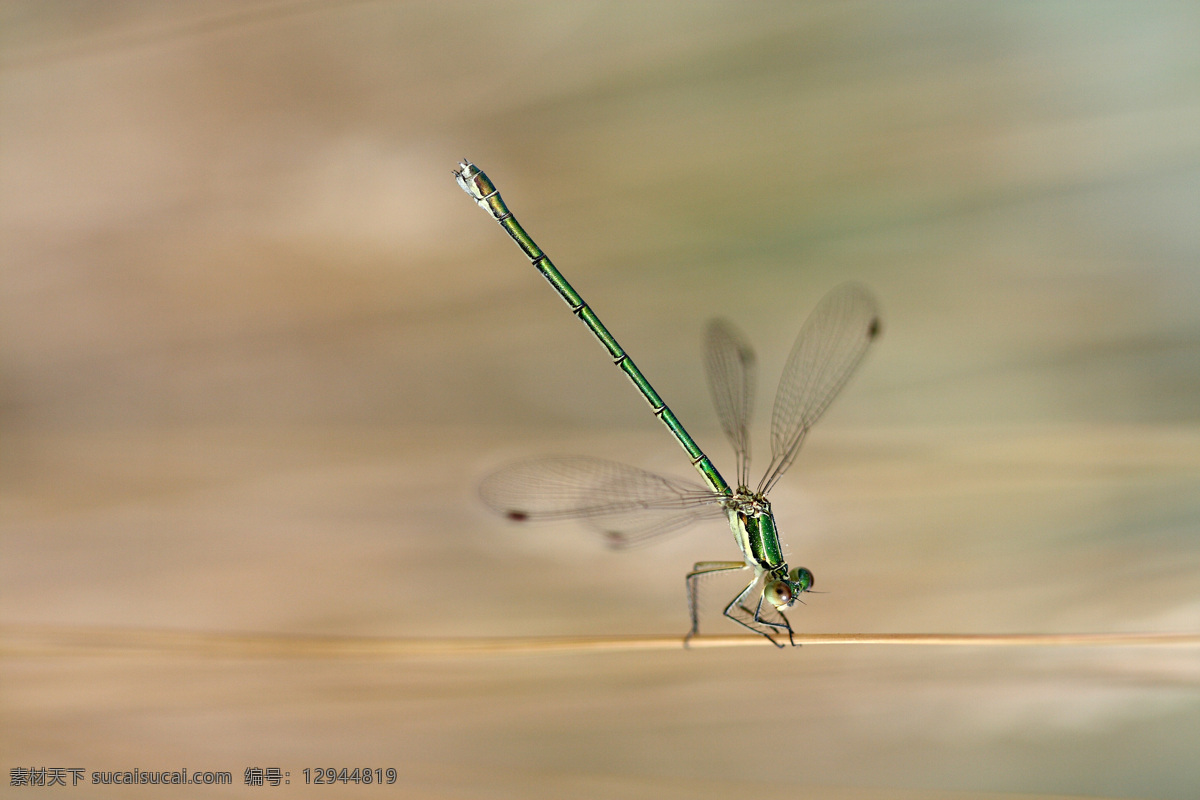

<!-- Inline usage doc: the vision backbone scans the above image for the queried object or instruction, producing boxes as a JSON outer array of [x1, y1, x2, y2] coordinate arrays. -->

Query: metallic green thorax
[[729, 498, 785, 569], [456, 161, 731, 497]]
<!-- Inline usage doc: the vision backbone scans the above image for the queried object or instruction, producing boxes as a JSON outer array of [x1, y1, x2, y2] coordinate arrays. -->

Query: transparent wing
[[704, 319, 756, 488], [758, 282, 881, 494], [581, 506, 729, 549], [479, 456, 728, 548]]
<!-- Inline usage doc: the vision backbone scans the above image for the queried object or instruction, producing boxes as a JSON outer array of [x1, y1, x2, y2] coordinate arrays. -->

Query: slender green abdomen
[[457, 162, 731, 497]]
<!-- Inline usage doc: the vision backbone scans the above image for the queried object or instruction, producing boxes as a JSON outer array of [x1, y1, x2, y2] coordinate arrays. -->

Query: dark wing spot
[[602, 531, 629, 548], [506, 510, 530, 522], [867, 317, 882, 339]]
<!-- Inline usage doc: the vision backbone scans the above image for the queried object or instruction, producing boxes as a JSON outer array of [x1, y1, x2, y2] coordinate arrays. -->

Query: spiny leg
[[751, 595, 795, 647], [685, 561, 746, 646], [723, 578, 784, 648], [733, 586, 786, 638]]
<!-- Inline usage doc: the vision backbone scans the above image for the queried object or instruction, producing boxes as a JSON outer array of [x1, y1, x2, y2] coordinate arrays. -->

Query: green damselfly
[[455, 160, 881, 647]]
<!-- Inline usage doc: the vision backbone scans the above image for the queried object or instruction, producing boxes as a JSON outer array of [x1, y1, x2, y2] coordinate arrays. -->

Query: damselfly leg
[[726, 578, 795, 649], [685, 561, 746, 646]]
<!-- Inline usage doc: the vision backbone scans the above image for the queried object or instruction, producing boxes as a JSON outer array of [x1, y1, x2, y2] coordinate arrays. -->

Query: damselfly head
[[789, 566, 814, 593], [765, 566, 814, 610], [764, 579, 793, 609]]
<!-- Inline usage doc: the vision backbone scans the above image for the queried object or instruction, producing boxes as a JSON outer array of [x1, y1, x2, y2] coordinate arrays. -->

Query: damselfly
[[455, 160, 880, 647]]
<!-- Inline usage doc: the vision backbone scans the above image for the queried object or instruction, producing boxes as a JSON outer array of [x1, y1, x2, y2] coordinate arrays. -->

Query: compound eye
[[789, 567, 814, 592], [765, 580, 794, 608]]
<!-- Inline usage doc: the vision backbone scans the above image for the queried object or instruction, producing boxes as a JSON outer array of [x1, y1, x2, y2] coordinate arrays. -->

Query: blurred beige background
[[3, 2, 1199, 798]]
